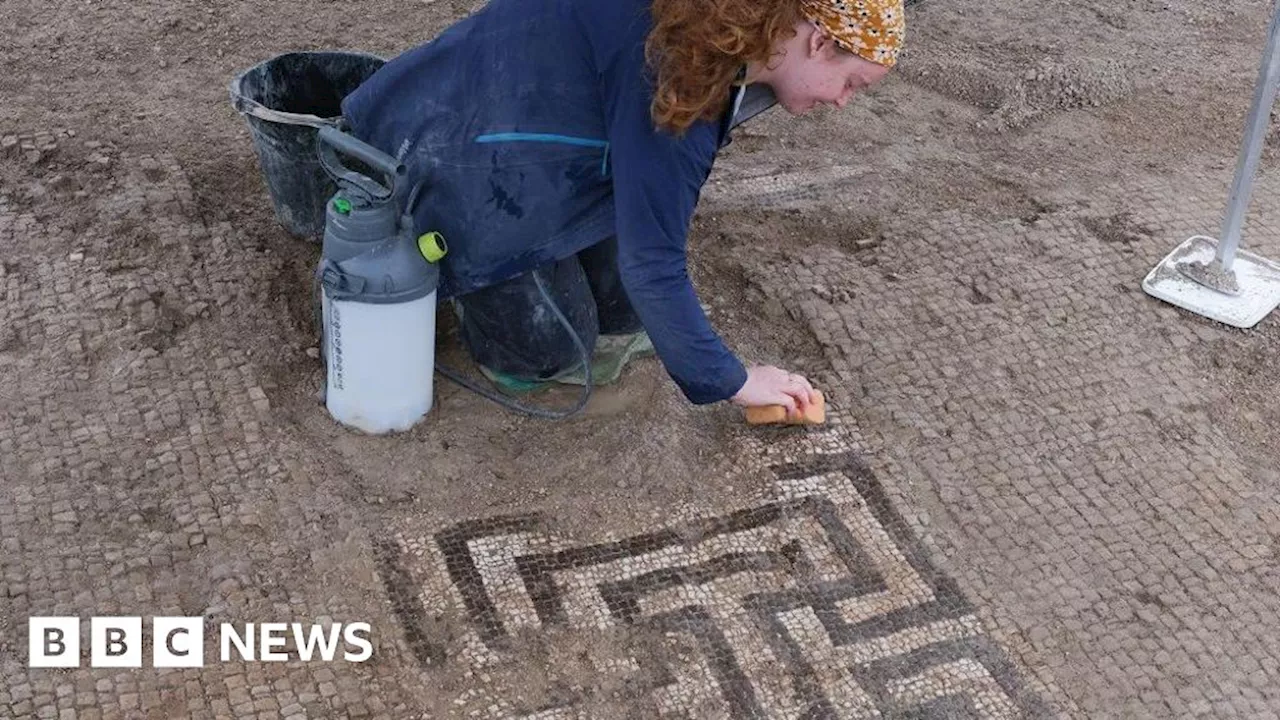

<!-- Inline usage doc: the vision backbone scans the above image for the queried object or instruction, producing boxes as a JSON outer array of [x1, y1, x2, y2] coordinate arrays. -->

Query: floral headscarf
[[799, 0, 906, 67]]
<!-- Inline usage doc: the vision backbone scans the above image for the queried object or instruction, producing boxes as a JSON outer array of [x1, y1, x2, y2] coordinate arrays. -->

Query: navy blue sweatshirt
[[342, 0, 763, 404]]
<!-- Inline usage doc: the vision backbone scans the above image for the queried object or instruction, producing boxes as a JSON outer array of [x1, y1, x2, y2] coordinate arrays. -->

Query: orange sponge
[[745, 391, 826, 426]]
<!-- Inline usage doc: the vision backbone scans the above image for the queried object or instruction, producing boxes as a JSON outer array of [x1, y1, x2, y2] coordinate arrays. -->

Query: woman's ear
[[810, 26, 841, 59]]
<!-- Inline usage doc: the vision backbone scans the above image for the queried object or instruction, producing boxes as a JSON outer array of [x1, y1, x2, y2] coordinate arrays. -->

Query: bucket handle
[[230, 85, 342, 129]]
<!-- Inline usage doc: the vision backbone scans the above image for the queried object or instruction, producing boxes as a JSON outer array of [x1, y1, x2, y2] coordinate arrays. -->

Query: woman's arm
[[601, 40, 748, 405]]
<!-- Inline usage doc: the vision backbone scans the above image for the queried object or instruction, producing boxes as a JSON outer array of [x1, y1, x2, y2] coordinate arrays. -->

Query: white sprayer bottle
[[316, 126, 447, 434]]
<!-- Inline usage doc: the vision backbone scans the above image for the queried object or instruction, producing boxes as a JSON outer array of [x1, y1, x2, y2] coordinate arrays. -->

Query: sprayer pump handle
[[317, 126, 406, 204]]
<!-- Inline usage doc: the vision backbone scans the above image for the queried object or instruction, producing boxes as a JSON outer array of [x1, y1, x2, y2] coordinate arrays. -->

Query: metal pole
[[1218, 2, 1280, 271]]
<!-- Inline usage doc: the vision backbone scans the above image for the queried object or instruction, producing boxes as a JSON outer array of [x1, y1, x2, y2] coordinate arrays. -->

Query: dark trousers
[[455, 236, 644, 380]]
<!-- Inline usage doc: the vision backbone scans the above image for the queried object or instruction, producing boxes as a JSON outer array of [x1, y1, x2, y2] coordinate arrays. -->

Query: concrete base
[[1143, 235, 1280, 328]]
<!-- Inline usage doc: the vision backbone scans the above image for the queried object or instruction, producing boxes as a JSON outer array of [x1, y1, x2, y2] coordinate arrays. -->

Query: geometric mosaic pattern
[[378, 454, 1051, 718], [7, 31, 1280, 718], [704, 151, 1280, 719]]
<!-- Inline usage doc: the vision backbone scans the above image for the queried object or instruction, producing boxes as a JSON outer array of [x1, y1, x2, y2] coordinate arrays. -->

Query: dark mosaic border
[[375, 452, 1052, 718]]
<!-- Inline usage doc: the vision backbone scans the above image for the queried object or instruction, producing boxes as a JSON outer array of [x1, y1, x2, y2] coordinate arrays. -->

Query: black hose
[[407, 178, 594, 420], [435, 270, 593, 420]]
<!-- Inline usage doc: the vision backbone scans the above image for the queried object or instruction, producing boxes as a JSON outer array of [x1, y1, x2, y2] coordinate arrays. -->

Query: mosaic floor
[[2, 132, 1280, 718], [707, 151, 1280, 718], [379, 454, 1049, 717]]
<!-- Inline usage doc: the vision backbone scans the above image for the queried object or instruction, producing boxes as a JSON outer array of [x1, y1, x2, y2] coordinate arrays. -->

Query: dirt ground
[[3, 0, 1276, 518], [3, 0, 1280, 717]]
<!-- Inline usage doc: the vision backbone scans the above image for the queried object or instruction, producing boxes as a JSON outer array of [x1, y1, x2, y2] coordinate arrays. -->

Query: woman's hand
[[730, 366, 820, 418]]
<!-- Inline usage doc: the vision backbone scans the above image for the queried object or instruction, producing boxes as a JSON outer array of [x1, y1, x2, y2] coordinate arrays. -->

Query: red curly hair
[[645, 0, 804, 134]]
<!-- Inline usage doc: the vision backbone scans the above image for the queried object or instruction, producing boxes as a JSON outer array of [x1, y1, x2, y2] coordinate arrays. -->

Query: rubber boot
[[553, 330, 655, 387], [476, 365, 555, 395]]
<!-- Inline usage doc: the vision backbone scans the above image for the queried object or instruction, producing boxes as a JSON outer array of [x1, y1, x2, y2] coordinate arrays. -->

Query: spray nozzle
[[417, 232, 448, 263]]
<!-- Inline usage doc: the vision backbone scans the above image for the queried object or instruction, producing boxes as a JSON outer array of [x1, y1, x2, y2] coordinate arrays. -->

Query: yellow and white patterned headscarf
[[799, 0, 906, 67]]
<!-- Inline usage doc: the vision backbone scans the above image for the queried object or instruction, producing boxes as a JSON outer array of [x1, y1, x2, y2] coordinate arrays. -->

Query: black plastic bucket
[[230, 51, 386, 241]]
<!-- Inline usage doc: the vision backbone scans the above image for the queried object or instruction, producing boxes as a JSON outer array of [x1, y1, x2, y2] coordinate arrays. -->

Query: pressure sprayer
[[316, 126, 593, 434], [316, 126, 448, 434]]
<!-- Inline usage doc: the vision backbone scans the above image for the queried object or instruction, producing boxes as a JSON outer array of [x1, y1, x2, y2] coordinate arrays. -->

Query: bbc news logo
[[29, 617, 372, 668]]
